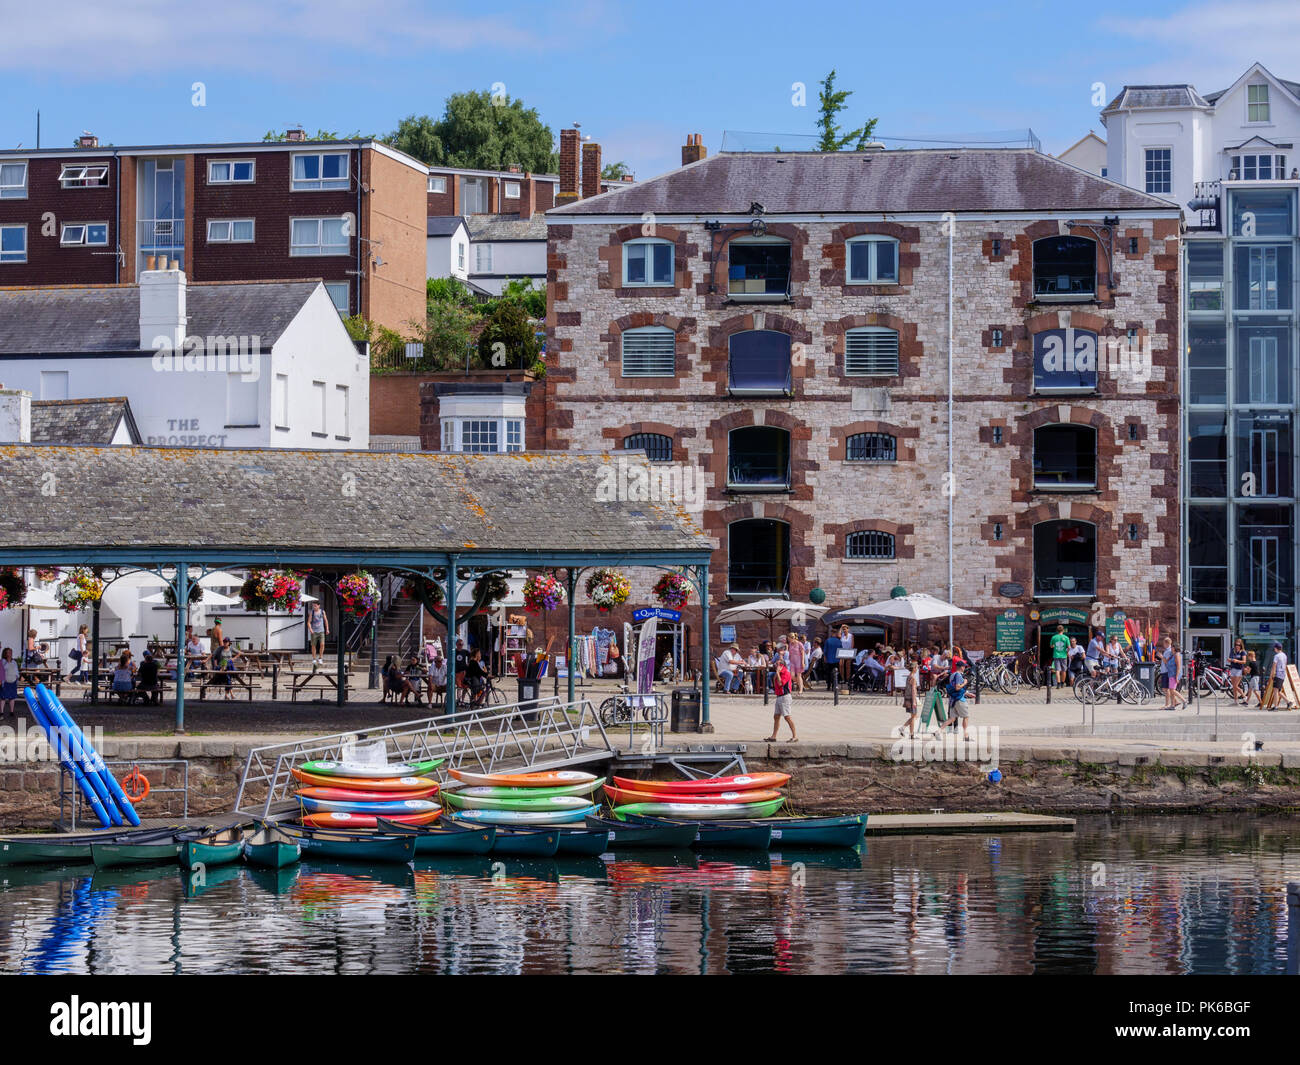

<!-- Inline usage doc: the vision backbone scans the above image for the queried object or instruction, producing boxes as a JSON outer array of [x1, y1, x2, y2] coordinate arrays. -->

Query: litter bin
[[1133, 661, 1155, 698], [517, 677, 541, 724], [671, 687, 701, 733]]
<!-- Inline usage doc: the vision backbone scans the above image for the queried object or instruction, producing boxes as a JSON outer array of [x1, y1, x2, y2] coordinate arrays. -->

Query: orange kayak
[[604, 783, 784, 806], [611, 772, 790, 794], [449, 768, 600, 788], [301, 809, 441, 829], [291, 767, 439, 792], [296, 785, 439, 803]]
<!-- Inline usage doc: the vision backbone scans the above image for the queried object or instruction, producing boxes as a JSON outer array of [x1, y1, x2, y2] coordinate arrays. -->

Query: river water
[[1, 814, 1295, 975]]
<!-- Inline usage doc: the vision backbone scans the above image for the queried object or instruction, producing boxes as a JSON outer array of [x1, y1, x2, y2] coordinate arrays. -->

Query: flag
[[1057, 525, 1087, 545]]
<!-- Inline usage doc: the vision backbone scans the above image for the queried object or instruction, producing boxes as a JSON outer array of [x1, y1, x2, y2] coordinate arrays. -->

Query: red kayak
[[296, 784, 439, 803], [611, 772, 790, 794], [301, 809, 441, 829], [604, 783, 784, 806]]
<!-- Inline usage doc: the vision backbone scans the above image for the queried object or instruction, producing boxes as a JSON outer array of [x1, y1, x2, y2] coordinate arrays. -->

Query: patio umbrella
[[716, 598, 828, 646], [24, 586, 60, 609], [835, 592, 976, 622], [140, 590, 242, 607], [198, 570, 245, 588]]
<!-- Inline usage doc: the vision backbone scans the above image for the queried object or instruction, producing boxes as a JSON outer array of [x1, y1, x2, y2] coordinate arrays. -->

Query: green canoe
[[447, 778, 606, 800], [243, 828, 301, 869], [612, 797, 787, 821], [180, 827, 246, 870], [443, 793, 595, 813], [375, 817, 497, 856], [90, 840, 185, 869], [0, 827, 182, 866], [279, 826, 417, 864]]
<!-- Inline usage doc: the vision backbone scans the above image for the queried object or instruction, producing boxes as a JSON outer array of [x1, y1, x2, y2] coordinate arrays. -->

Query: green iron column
[[174, 562, 188, 732], [444, 560, 458, 717], [699, 564, 712, 730], [567, 568, 578, 705]]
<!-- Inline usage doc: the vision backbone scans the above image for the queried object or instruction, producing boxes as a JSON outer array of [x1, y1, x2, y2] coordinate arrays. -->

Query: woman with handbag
[[68, 624, 89, 682]]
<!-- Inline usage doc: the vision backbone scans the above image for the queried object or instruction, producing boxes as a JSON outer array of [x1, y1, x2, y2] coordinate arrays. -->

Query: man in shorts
[[306, 601, 329, 666], [1050, 625, 1070, 686], [764, 658, 798, 742], [945, 663, 971, 739]]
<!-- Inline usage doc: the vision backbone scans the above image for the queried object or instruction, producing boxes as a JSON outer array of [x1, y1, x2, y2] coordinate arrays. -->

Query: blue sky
[[3, 0, 1299, 179]]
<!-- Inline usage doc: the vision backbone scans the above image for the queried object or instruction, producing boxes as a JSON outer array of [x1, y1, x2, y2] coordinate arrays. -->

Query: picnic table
[[20, 667, 63, 696], [241, 650, 296, 675], [87, 675, 172, 705], [286, 667, 349, 703], [194, 668, 259, 701]]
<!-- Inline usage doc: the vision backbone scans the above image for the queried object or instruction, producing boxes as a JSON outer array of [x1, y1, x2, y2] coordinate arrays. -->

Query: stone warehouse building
[[544, 144, 1183, 659]]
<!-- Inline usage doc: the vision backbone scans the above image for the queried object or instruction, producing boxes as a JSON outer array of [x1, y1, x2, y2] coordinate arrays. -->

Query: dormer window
[[846, 236, 898, 284], [1248, 84, 1270, 123]]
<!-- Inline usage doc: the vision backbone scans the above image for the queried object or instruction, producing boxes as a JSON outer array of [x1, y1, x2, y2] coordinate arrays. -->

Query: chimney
[[0, 387, 32, 443], [78, 131, 99, 149], [581, 141, 602, 199], [621, 174, 634, 182], [682, 133, 707, 166], [557, 128, 580, 205], [285, 125, 307, 143], [139, 263, 188, 353]]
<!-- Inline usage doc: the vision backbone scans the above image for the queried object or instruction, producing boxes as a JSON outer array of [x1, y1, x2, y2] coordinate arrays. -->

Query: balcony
[[1034, 574, 1096, 598], [138, 218, 186, 260]]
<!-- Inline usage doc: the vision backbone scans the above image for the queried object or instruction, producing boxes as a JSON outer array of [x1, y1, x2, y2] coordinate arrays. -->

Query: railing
[[234, 696, 613, 817], [727, 461, 791, 490], [60, 759, 189, 831], [1034, 575, 1096, 596], [138, 218, 186, 254]]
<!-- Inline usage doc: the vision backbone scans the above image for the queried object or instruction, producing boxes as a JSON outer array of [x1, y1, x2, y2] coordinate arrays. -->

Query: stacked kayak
[[442, 769, 602, 828], [291, 760, 443, 828], [608, 773, 789, 821]]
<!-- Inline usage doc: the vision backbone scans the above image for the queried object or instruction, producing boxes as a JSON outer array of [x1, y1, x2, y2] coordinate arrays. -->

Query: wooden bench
[[194, 669, 258, 701], [87, 676, 173, 705]]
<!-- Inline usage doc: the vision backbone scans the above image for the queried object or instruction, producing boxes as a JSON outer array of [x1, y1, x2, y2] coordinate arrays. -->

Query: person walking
[[306, 601, 329, 666], [0, 648, 17, 717], [1049, 625, 1070, 687], [68, 624, 89, 682], [787, 632, 806, 693], [944, 659, 972, 740], [901, 655, 920, 738], [1266, 642, 1291, 710], [1226, 638, 1248, 704], [1244, 651, 1262, 707], [1160, 637, 1185, 710], [763, 657, 798, 743]]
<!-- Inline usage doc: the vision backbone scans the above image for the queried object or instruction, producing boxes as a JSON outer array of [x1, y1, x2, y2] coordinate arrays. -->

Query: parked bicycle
[[1073, 655, 1152, 704]]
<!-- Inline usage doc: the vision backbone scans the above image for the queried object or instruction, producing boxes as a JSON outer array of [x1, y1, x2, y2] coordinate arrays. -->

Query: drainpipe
[[114, 152, 121, 284], [948, 216, 955, 646]]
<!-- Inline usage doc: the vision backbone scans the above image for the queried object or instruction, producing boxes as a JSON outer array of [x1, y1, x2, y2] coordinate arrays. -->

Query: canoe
[[179, 827, 246, 870], [184, 861, 244, 898], [442, 792, 595, 813], [291, 768, 440, 792], [611, 772, 790, 794], [0, 826, 181, 866], [490, 829, 560, 857], [298, 796, 441, 816], [584, 814, 700, 849], [450, 805, 596, 826], [604, 783, 783, 806], [449, 768, 599, 788], [621, 815, 772, 849], [90, 840, 185, 869], [297, 784, 440, 803], [446, 778, 605, 800], [612, 797, 786, 821], [298, 758, 443, 780], [753, 814, 868, 849], [282, 827, 416, 864], [375, 817, 497, 856], [554, 827, 611, 857], [244, 828, 302, 869], [301, 809, 441, 830]]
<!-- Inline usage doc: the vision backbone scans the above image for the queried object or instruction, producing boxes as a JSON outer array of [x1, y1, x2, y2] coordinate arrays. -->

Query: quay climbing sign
[[995, 610, 1025, 652]]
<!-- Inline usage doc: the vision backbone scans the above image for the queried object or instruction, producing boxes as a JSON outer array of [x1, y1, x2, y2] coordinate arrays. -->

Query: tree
[[485, 278, 545, 321], [427, 276, 476, 310], [386, 91, 556, 172], [262, 128, 364, 141], [421, 299, 478, 371], [476, 300, 541, 370], [815, 70, 878, 151], [602, 160, 630, 180]]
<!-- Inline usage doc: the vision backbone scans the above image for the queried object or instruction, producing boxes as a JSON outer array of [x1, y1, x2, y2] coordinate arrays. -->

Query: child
[[1243, 652, 1261, 707], [0, 648, 17, 716]]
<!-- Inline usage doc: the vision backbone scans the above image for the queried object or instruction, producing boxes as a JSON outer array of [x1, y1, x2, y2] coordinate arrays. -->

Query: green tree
[[386, 91, 556, 172], [262, 128, 364, 141], [487, 278, 545, 321], [602, 160, 630, 180], [426, 276, 476, 310], [815, 70, 879, 151], [420, 300, 478, 371], [476, 300, 541, 370]]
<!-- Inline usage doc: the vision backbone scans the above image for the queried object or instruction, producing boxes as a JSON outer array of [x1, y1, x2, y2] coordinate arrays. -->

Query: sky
[[3, 0, 1300, 180]]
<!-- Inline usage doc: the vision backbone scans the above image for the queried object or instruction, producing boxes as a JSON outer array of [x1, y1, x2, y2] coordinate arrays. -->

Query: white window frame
[[290, 216, 349, 257], [291, 151, 350, 192], [273, 373, 290, 431], [505, 419, 523, 452], [59, 222, 109, 247], [622, 238, 674, 287], [844, 327, 900, 376], [503, 180, 521, 199], [311, 380, 327, 435], [620, 325, 676, 377], [474, 243, 493, 273], [1247, 83, 1271, 124], [846, 236, 899, 284], [0, 224, 27, 263], [206, 218, 256, 243], [461, 419, 499, 453], [0, 161, 28, 199], [207, 159, 255, 184], [428, 175, 447, 194], [1144, 147, 1172, 195], [457, 242, 466, 271], [58, 163, 109, 189]]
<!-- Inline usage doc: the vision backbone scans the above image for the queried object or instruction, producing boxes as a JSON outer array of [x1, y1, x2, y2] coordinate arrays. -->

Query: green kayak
[[298, 758, 444, 779], [443, 793, 595, 813], [447, 778, 606, 801], [612, 797, 787, 821], [243, 828, 301, 869]]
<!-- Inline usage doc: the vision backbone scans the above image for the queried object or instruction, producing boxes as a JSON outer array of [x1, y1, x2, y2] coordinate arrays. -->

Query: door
[[1186, 630, 1227, 667]]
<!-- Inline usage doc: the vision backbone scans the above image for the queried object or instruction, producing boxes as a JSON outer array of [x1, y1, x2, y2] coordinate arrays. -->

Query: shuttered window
[[845, 328, 900, 375], [621, 327, 676, 377]]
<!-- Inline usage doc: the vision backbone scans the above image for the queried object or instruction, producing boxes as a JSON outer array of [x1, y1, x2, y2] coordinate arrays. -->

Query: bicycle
[[598, 686, 667, 728], [1074, 657, 1151, 704]]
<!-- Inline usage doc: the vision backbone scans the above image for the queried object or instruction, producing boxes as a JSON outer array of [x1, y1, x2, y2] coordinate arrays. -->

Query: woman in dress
[[787, 631, 806, 693]]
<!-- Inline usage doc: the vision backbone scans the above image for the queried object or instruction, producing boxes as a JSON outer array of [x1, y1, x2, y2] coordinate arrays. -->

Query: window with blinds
[[845, 328, 900, 375], [621, 327, 676, 377], [846, 530, 895, 560]]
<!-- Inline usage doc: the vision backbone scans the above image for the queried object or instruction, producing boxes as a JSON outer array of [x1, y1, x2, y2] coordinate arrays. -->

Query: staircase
[[366, 597, 423, 662]]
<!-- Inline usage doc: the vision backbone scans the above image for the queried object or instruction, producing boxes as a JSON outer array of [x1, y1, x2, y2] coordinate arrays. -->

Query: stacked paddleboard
[[607, 772, 791, 820], [291, 758, 444, 828], [443, 768, 603, 825]]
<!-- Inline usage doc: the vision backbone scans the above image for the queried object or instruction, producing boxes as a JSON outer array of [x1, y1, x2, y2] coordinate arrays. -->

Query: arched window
[[728, 329, 792, 393], [728, 518, 790, 596], [1033, 520, 1096, 597], [844, 327, 900, 376], [1033, 424, 1097, 489], [846, 236, 898, 284], [621, 325, 676, 377], [1032, 235, 1096, 300], [846, 530, 895, 560], [845, 432, 897, 462], [623, 238, 674, 286], [623, 432, 673, 463], [728, 426, 790, 490]]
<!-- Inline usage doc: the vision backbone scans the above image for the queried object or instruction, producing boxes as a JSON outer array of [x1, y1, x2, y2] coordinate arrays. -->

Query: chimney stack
[[78, 131, 99, 149], [581, 141, 602, 199], [682, 133, 707, 166], [0, 387, 32, 443], [285, 125, 307, 143], [139, 263, 188, 353], [557, 128, 581, 205]]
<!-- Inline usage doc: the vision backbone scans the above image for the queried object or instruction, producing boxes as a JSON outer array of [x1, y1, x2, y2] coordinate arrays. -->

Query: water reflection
[[0, 815, 1294, 974]]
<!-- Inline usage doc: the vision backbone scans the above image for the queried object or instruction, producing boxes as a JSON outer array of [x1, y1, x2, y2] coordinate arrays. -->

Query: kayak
[[446, 778, 605, 800], [298, 797, 441, 816], [604, 783, 783, 806], [611, 772, 790, 794], [244, 828, 301, 869], [756, 814, 869, 848], [301, 809, 441, 829], [450, 805, 596, 826], [442, 792, 595, 813], [612, 797, 786, 821], [298, 758, 443, 780], [490, 829, 560, 857], [90, 840, 184, 869], [296, 784, 440, 803], [291, 768, 440, 792], [449, 768, 599, 788]]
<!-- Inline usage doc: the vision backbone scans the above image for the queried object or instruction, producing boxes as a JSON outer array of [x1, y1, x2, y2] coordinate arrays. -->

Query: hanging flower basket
[[472, 573, 510, 606], [401, 575, 445, 609], [585, 568, 630, 613], [0, 569, 27, 610], [164, 583, 204, 608], [335, 572, 380, 617], [56, 567, 104, 612], [35, 567, 60, 584], [652, 572, 691, 609], [522, 573, 565, 614], [240, 569, 302, 613]]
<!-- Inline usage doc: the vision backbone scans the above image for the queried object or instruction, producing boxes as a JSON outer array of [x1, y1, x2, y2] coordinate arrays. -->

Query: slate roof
[[427, 216, 469, 237], [548, 149, 1175, 216], [30, 397, 140, 445], [467, 214, 547, 242], [0, 280, 319, 354], [1102, 85, 1211, 112], [0, 446, 710, 559]]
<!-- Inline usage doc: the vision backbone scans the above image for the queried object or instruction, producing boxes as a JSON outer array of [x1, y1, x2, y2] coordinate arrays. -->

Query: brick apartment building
[[0, 131, 428, 333], [544, 140, 1184, 662]]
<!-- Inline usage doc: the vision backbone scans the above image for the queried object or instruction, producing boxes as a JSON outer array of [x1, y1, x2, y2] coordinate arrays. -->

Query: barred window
[[624, 432, 673, 462], [621, 326, 676, 377], [846, 531, 895, 560], [845, 328, 900, 375], [845, 432, 896, 462]]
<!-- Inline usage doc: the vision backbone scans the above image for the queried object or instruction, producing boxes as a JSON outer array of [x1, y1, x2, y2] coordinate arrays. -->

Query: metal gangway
[[234, 695, 613, 817]]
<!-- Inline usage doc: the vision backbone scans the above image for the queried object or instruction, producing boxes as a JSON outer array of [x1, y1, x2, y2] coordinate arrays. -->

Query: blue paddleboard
[[22, 688, 115, 828]]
